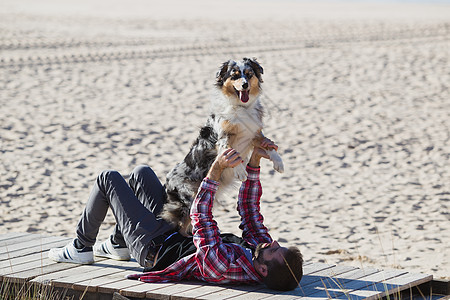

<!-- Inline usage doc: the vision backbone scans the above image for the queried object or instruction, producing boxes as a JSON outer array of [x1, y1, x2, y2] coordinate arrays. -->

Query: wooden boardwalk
[[0, 233, 445, 300]]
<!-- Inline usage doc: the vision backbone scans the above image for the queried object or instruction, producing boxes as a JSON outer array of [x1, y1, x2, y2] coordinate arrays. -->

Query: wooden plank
[[303, 262, 336, 274], [265, 267, 382, 299], [381, 272, 432, 289], [171, 285, 228, 300], [51, 259, 140, 289], [53, 266, 125, 289], [44, 262, 111, 288], [0, 236, 72, 261], [351, 272, 433, 300], [0, 251, 47, 269], [144, 281, 204, 299], [0, 239, 83, 283], [97, 279, 149, 295], [228, 286, 279, 300], [221, 263, 337, 300], [196, 284, 265, 300], [307, 268, 409, 299], [0, 234, 63, 251], [0, 233, 31, 242], [121, 262, 308, 300], [195, 266, 356, 300], [305, 267, 383, 299], [120, 282, 177, 298], [72, 269, 141, 292], [3, 261, 81, 284], [1, 256, 59, 277], [144, 260, 308, 300], [337, 268, 408, 296], [0, 234, 52, 255], [31, 262, 106, 284], [289, 296, 329, 300], [0, 239, 74, 275], [1, 238, 77, 281], [297, 264, 358, 287], [88, 258, 139, 272], [261, 265, 362, 300]]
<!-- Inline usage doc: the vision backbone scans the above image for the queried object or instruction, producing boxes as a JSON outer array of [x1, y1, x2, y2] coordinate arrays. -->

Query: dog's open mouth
[[235, 89, 249, 103]]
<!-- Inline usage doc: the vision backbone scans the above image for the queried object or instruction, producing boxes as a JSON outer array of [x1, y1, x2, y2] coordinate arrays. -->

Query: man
[[49, 139, 303, 291]]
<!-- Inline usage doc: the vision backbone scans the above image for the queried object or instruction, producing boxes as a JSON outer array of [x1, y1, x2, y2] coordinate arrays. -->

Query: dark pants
[[75, 165, 173, 266]]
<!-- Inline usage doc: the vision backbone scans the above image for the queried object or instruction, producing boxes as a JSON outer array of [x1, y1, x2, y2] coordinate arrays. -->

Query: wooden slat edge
[[0, 233, 32, 243], [364, 273, 433, 300]]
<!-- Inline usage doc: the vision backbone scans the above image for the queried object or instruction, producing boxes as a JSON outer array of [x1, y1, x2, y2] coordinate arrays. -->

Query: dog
[[160, 58, 284, 236]]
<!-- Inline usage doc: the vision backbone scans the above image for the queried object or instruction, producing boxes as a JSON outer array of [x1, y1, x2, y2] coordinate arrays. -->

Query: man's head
[[253, 241, 303, 291]]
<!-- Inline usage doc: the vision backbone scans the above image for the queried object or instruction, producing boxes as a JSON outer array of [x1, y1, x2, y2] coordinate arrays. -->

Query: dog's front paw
[[234, 163, 248, 181], [268, 149, 284, 173]]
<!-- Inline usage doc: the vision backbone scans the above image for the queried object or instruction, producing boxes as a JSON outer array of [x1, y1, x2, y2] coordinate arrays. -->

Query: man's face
[[254, 240, 288, 266]]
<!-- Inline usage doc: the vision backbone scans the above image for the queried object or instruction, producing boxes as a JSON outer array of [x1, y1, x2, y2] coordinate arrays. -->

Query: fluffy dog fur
[[161, 58, 284, 236]]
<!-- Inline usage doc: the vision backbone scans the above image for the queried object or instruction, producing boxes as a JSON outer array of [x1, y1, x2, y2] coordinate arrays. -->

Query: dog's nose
[[242, 82, 248, 89]]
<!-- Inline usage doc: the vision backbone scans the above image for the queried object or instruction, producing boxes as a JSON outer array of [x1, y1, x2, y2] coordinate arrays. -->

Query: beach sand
[[0, 0, 449, 279]]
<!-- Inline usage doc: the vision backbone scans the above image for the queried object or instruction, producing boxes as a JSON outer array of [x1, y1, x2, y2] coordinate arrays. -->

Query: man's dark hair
[[262, 246, 303, 291]]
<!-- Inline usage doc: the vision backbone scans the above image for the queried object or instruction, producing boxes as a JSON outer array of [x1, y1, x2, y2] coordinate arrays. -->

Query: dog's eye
[[245, 70, 254, 78], [231, 71, 241, 80]]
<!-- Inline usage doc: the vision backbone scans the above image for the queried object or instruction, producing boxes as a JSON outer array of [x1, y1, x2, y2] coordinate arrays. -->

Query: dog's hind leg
[[233, 163, 248, 181], [267, 149, 284, 173]]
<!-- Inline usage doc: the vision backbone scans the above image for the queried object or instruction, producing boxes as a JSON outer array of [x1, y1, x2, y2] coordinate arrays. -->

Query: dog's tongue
[[240, 91, 249, 103]]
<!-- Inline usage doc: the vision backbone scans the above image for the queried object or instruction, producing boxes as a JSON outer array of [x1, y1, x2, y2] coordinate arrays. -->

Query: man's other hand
[[249, 138, 279, 168], [207, 148, 243, 181]]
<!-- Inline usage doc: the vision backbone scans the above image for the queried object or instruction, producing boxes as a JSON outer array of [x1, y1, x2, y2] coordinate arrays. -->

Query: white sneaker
[[48, 240, 94, 264], [93, 237, 131, 261]]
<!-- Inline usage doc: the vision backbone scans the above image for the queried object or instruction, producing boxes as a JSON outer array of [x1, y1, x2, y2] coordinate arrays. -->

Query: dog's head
[[216, 57, 264, 106]]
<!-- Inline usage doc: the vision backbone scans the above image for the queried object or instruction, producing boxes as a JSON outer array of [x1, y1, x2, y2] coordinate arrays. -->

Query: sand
[[0, 0, 449, 279]]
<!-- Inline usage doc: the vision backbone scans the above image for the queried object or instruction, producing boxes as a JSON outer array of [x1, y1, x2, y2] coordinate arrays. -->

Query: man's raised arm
[[238, 138, 279, 245], [190, 149, 261, 282]]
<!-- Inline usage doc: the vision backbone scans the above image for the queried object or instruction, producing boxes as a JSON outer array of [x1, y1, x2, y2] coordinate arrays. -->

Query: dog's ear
[[216, 60, 230, 87], [247, 57, 264, 83]]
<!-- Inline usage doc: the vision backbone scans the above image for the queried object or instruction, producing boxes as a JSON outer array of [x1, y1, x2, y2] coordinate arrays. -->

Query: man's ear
[[255, 262, 268, 277]]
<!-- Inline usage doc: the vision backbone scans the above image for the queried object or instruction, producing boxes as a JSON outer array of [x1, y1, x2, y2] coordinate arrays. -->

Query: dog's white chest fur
[[215, 104, 262, 155], [211, 101, 265, 183]]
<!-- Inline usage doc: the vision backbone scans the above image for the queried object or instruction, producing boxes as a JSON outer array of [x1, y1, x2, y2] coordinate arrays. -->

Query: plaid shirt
[[128, 165, 273, 284]]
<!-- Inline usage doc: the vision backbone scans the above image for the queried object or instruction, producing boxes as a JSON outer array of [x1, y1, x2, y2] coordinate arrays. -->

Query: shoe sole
[[48, 254, 94, 264], [94, 252, 131, 261], [53, 257, 94, 264], [93, 243, 131, 261]]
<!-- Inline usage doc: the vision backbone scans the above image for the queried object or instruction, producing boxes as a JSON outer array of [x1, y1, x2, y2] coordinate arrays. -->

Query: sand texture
[[1, 0, 449, 279]]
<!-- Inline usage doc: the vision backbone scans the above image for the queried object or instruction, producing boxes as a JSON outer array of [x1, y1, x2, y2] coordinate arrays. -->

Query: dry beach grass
[[0, 0, 449, 279]]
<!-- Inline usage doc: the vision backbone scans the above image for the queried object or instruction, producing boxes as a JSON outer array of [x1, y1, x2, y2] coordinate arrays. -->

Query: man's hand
[[207, 148, 243, 181], [249, 138, 279, 168]]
